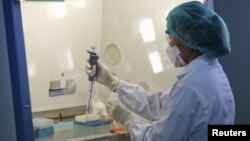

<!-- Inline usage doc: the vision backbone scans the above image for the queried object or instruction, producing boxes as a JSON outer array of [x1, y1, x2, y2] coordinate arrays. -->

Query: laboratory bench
[[34, 121, 131, 141]]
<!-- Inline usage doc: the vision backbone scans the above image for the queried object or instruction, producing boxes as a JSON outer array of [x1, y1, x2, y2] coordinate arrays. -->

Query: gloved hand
[[86, 60, 120, 92], [105, 98, 133, 127]]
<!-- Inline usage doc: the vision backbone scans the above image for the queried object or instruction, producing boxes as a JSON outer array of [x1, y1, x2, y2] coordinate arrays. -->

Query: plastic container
[[33, 118, 54, 137]]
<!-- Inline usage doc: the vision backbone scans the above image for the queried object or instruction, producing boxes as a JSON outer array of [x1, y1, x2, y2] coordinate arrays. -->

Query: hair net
[[166, 1, 231, 57]]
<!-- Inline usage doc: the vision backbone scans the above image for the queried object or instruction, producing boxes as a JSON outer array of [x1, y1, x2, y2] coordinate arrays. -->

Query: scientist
[[87, 1, 235, 141]]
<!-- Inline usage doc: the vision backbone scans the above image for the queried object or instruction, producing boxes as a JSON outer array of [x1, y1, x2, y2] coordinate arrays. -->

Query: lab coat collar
[[176, 55, 218, 79]]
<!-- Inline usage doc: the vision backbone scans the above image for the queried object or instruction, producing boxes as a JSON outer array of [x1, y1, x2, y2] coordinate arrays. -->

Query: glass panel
[[20, 0, 204, 139]]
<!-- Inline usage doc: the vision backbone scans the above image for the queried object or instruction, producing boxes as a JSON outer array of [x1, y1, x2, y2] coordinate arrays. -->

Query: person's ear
[[169, 36, 176, 47]]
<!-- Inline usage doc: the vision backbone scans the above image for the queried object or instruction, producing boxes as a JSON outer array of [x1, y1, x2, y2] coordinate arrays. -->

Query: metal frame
[[2, 0, 34, 140]]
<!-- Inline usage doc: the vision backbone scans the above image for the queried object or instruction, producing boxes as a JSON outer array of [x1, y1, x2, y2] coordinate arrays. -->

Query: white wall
[[100, 0, 201, 94], [0, 1, 17, 140], [21, 0, 103, 112]]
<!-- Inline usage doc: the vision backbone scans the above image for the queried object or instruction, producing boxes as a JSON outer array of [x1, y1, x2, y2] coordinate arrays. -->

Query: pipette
[[86, 46, 99, 114]]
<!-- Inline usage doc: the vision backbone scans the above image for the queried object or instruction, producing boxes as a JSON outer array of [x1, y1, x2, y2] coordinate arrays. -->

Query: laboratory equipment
[[34, 121, 130, 141], [74, 113, 111, 126], [104, 44, 122, 65], [33, 118, 54, 137], [107, 92, 126, 133], [86, 46, 99, 114]]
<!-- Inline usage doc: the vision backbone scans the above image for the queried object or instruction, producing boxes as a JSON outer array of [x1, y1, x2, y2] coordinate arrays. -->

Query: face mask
[[165, 46, 187, 68]]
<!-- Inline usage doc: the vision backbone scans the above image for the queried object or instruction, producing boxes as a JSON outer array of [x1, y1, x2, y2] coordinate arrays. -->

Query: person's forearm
[[117, 80, 163, 121]]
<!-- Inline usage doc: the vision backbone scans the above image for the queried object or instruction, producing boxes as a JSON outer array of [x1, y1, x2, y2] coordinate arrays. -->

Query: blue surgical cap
[[166, 1, 231, 57]]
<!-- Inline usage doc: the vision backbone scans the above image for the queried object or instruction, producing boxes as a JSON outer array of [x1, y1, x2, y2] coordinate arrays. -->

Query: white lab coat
[[117, 55, 235, 141]]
